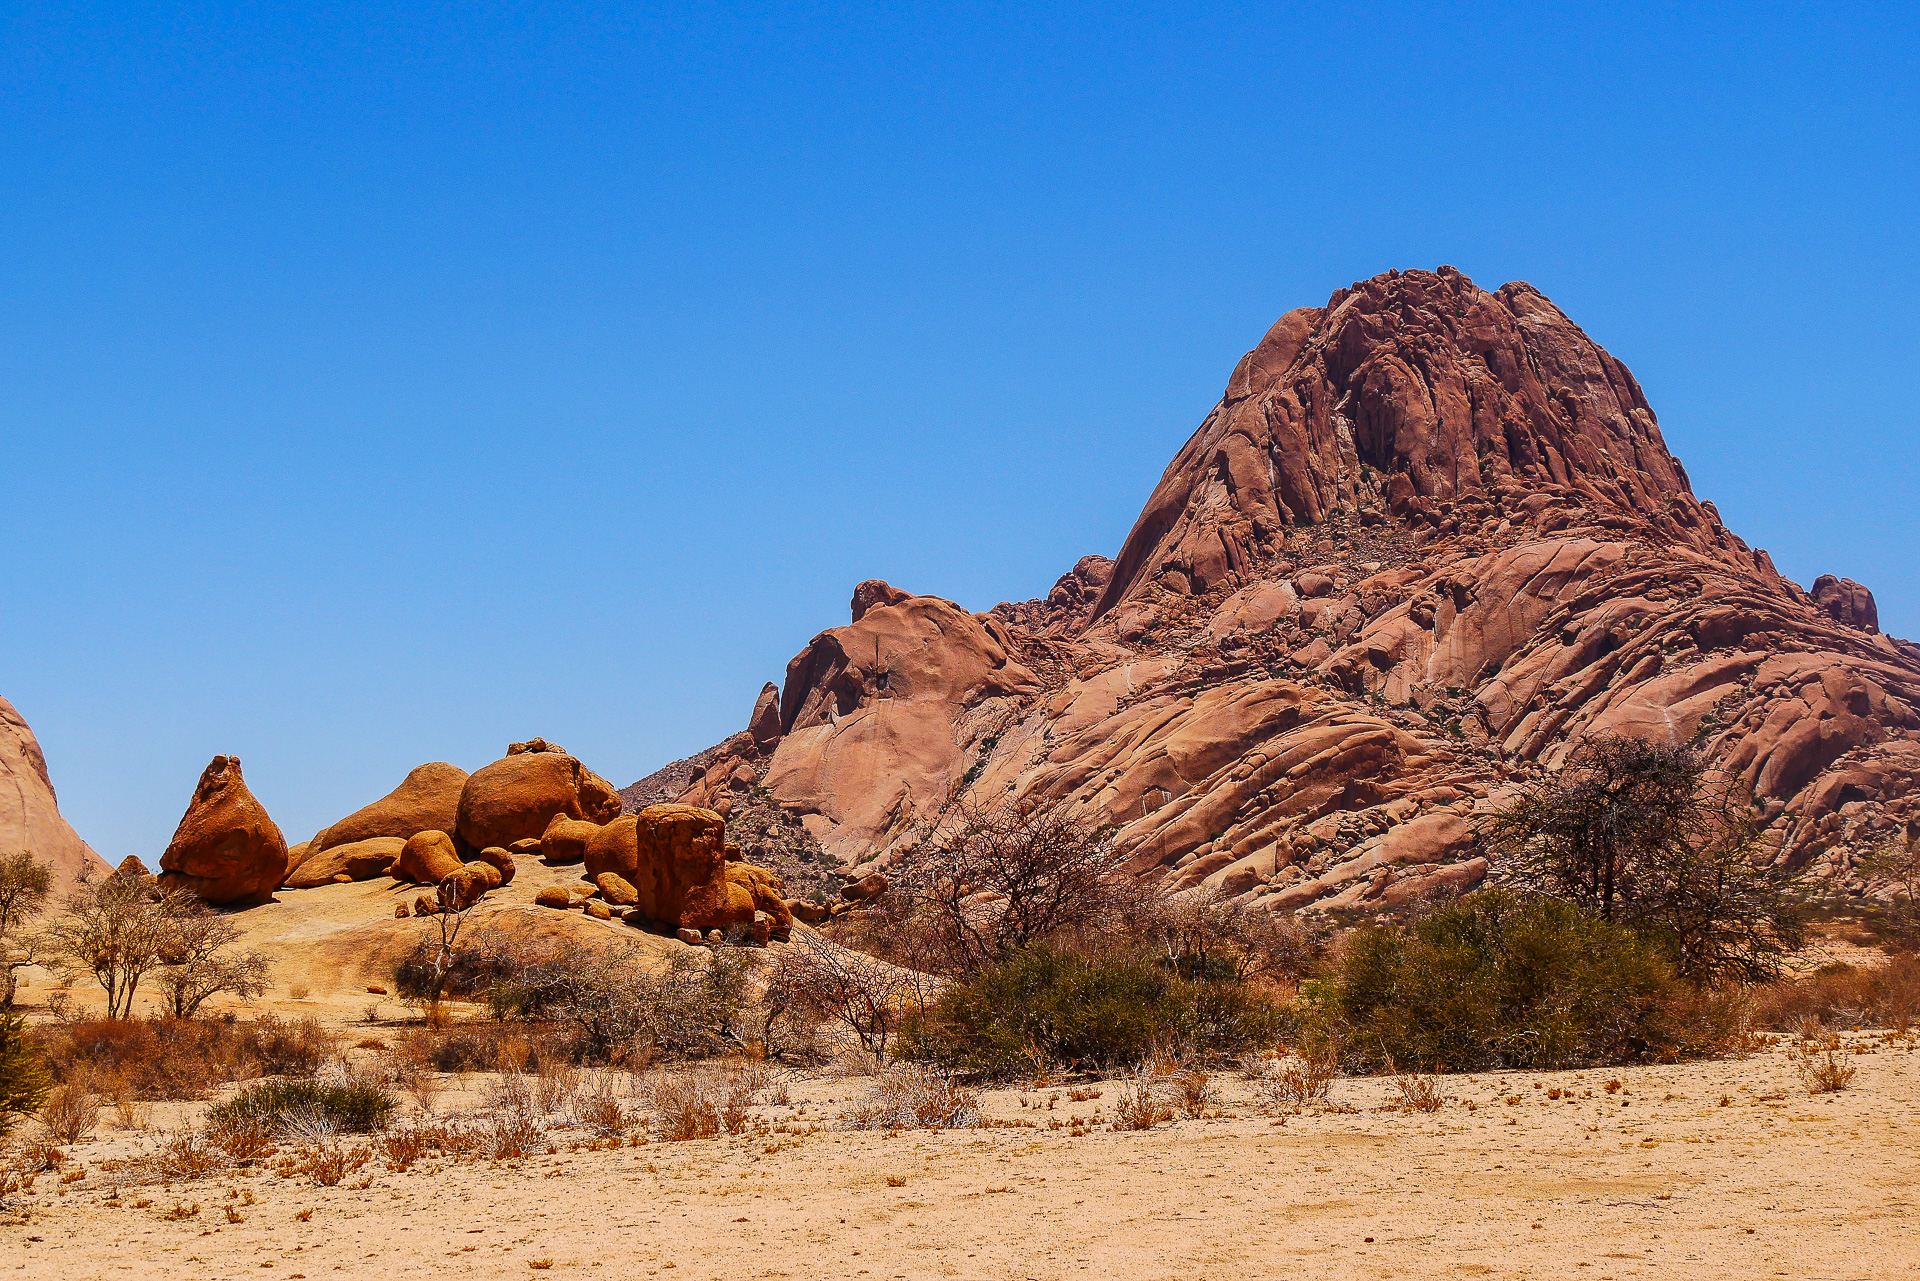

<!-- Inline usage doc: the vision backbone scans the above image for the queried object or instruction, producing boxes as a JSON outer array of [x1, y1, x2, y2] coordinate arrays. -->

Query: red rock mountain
[[0, 694, 108, 896], [652, 267, 1920, 913]]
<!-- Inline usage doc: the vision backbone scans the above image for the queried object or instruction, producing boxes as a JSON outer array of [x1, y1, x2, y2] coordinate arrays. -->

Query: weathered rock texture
[[0, 695, 108, 896], [283, 835, 404, 889], [312, 761, 468, 854], [158, 755, 288, 906], [654, 267, 1920, 912], [456, 746, 622, 854]]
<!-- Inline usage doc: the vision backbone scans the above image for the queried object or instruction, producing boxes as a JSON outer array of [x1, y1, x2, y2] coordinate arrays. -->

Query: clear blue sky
[[3, 2, 1915, 862]]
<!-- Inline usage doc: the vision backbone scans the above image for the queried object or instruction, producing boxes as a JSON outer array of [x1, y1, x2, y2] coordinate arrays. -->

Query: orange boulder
[[313, 762, 468, 853], [394, 830, 464, 885], [158, 755, 288, 907], [456, 749, 621, 853], [283, 835, 405, 889]]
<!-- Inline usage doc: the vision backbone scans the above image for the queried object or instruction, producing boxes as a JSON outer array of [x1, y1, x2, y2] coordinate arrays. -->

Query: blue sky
[[3, 2, 1916, 861]]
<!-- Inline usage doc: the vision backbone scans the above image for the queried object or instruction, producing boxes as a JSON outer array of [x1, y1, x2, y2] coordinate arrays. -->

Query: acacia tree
[[895, 799, 1128, 974], [1482, 736, 1805, 983], [154, 897, 271, 1018], [42, 872, 174, 1018], [0, 852, 52, 1008], [770, 932, 936, 1064]]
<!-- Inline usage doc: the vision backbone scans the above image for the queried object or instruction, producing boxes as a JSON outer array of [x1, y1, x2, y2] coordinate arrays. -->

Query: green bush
[[1333, 889, 1679, 1071], [0, 1009, 51, 1135], [899, 945, 1278, 1077], [206, 1078, 396, 1135]]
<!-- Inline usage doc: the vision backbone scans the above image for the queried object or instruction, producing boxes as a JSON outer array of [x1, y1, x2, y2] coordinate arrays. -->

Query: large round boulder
[[314, 762, 468, 853], [158, 755, 288, 906], [394, 830, 464, 885], [283, 835, 405, 889], [582, 805, 755, 933], [455, 748, 622, 854]]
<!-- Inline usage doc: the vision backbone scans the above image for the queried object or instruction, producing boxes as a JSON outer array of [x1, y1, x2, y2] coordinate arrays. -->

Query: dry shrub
[[206, 1112, 274, 1162], [1793, 1031, 1859, 1094], [482, 1108, 542, 1160], [1752, 955, 1920, 1032], [533, 1063, 579, 1115], [1392, 1071, 1443, 1112], [297, 1141, 368, 1187], [18, 1138, 64, 1172], [1110, 1070, 1173, 1132], [398, 1071, 440, 1115], [572, 1089, 629, 1138], [154, 1131, 224, 1180], [389, 1025, 503, 1075], [1247, 1045, 1339, 1108], [484, 1070, 534, 1114], [1175, 1069, 1215, 1118], [39, 1081, 100, 1143], [839, 1066, 980, 1131], [647, 1074, 722, 1141]]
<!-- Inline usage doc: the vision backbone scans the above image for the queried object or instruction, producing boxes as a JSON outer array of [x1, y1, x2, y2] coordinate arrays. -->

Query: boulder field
[[657, 266, 1920, 915]]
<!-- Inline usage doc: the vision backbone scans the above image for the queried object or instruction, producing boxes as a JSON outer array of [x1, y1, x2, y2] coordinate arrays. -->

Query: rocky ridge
[[661, 267, 1920, 915]]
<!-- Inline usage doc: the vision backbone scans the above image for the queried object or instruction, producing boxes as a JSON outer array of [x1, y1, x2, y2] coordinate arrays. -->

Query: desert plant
[[894, 799, 1128, 974], [1109, 1069, 1173, 1131], [839, 1065, 980, 1130], [0, 1008, 51, 1135], [41, 873, 176, 1018], [771, 933, 935, 1065], [207, 1078, 396, 1135], [1174, 1068, 1215, 1118], [1391, 1068, 1443, 1112], [1482, 736, 1805, 983], [154, 1130, 225, 1180], [38, 1080, 100, 1143], [1247, 1044, 1340, 1107], [1751, 954, 1920, 1031], [1794, 1031, 1858, 1094], [901, 944, 1278, 1077], [1137, 887, 1324, 983], [297, 1140, 368, 1186], [1334, 889, 1680, 1071], [153, 902, 271, 1018], [0, 852, 52, 1008]]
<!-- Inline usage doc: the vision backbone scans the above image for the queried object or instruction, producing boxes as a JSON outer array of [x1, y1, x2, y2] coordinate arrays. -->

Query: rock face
[[655, 267, 1920, 910], [283, 835, 405, 889], [0, 695, 108, 897], [158, 755, 288, 906], [575, 804, 758, 933], [455, 746, 622, 854], [312, 762, 468, 854]]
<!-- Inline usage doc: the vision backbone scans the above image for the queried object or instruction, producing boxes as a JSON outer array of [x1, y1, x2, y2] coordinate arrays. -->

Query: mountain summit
[[656, 268, 1920, 914]]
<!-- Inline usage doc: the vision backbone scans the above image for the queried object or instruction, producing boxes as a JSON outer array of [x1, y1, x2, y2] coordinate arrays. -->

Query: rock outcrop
[[0, 695, 108, 897], [652, 267, 1920, 911], [393, 830, 464, 885], [158, 755, 288, 906], [312, 761, 468, 854], [283, 835, 405, 889], [455, 745, 622, 854]]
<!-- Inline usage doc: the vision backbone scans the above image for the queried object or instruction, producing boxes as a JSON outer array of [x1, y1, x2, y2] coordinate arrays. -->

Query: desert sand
[[6, 1032, 1915, 1281]]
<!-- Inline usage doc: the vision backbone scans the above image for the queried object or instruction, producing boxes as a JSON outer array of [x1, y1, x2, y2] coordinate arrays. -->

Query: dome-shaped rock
[[314, 762, 468, 854], [456, 749, 621, 854]]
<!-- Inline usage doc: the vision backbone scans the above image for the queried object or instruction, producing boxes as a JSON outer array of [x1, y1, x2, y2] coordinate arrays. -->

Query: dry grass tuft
[[1392, 1071, 1443, 1112], [840, 1067, 980, 1131], [39, 1082, 100, 1144], [1110, 1069, 1173, 1131], [1247, 1045, 1339, 1108], [1794, 1031, 1859, 1094]]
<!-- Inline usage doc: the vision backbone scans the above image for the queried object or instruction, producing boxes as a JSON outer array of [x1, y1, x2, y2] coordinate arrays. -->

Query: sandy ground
[[6, 1035, 1916, 1281]]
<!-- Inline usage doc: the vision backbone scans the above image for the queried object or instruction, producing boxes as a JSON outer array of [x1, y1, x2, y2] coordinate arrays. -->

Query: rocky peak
[[1092, 266, 1743, 622]]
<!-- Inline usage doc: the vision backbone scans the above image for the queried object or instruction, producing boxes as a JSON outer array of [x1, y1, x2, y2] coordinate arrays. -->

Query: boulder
[[475, 846, 517, 885], [581, 805, 756, 933], [114, 855, 151, 880], [1811, 575, 1879, 633], [457, 749, 622, 853], [158, 755, 288, 906], [676, 927, 704, 946], [748, 682, 783, 747], [840, 872, 888, 902], [788, 898, 829, 925], [534, 886, 573, 909], [412, 894, 440, 916], [539, 815, 601, 864], [394, 830, 464, 885], [312, 762, 468, 854], [595, 871, 640, 906], [726, 863, 792, 940], [584, 900, 613, 920], [394, 902, 409, 918], [437, 861, 500, 911], [283, 836, 405, 889]]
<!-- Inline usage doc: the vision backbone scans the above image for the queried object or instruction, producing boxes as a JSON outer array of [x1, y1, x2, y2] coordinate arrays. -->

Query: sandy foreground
[[4, 1036, 1916, 1281]]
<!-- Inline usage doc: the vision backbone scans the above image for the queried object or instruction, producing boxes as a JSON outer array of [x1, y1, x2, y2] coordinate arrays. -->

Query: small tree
[[1138, 887, 1322, 983], [154, 894, 272, 1018], [42, 872, 174, 1018], [0, 852, 52, 1008], [772, 933, 934, 1064], [897, 799, 1127, 974], [0, 1008, 51, 1135], [1482, 736, 1804, 983], [1859, 833, 1920, 945]]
